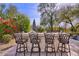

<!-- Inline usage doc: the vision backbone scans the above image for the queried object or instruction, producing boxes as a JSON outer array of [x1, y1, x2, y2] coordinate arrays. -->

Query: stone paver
[[0, 33, 79, 56], [2, 39, 79, 56]]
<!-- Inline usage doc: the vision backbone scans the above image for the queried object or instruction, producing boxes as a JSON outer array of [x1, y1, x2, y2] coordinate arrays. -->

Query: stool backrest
[[29, 33, 39, 44], [22, 33, 28, 42], [13, 33, 22, 43], [59, 34, 70, 44], [44, 33, 55, 44]]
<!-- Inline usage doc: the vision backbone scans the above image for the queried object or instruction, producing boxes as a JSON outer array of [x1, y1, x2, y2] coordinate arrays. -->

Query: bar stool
[[14, 33, 28, 56], [57, 33, 71, 56], [22, 33, 28, 52], [29, 33, 41, 56], [44, 33, 56, 56]]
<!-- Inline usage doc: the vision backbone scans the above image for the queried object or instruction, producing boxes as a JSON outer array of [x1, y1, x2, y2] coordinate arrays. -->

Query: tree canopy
[[38, 3, 57, 32], [0, 4, 31, 33], [38, 3, 79, 32]]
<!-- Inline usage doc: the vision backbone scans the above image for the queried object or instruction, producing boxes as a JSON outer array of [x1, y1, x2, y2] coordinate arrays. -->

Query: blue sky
[[6, 3, 40, 25], [5, 3, 79, 27]]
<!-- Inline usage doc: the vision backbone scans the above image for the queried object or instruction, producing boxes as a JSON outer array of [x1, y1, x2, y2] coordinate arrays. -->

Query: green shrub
[[0, 34, 3, 42], [15, 14, 31, 32], [37, 26, 45, 32], [70, 32, 79, 35], [46, 27, 52, 32], [59, 27, 64, 32], [46, 27, 60, 32], [2, 34, 12, 43]]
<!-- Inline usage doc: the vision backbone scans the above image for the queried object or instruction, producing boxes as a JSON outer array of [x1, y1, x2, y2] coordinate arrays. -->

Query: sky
[[6, 3, 40, 25], [5, 3, 79, 27]]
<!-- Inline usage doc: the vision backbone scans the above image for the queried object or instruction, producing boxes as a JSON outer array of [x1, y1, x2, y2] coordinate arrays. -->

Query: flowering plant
[[0, 17, 17, 34]]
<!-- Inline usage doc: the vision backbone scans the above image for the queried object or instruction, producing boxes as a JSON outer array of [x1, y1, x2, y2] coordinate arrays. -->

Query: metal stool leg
[[38, 44, 40, 56], [52, 44, 56, 56], [24, 44, 26, 56], [61, 43, 63, 56], [54, 45, 56, 56], [30, 44, 33, 56], [45, 44, 48, 56], [25, 43, 28, 52], [57, 43, 60, 52], [15, 44, 18, 56], [63, 44, 65, 52], [68, 44, 71, 56], [45, 48, 47, 56]]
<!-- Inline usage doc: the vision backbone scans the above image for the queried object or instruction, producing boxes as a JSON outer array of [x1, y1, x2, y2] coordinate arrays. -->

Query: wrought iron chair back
[[44, 33, 55, 44], [59, 34, 70, 44], [58, 33, 71, 56], [14, 33, 22, 43], [13, 33, 28, 56], [29, 33, 40, 44], [29, 33, 41, 56], [21, 33, 28, 42]]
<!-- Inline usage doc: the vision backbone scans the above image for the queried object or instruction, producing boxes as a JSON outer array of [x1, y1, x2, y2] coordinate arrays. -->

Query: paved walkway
[[0, 33, 79, 56], [0, 39, 78, 56]]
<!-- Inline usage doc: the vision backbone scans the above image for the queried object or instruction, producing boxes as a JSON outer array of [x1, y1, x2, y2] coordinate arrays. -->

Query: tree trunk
[[70, 22, 76, 32], [69, 19, 76, 32], [49, 13, 54, 32], [50, 16, 53, 32], [64, 22, 67, 32]]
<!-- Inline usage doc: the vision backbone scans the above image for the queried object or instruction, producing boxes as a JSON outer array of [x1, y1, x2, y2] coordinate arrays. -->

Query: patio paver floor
[[1, 39, 79, 56]]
